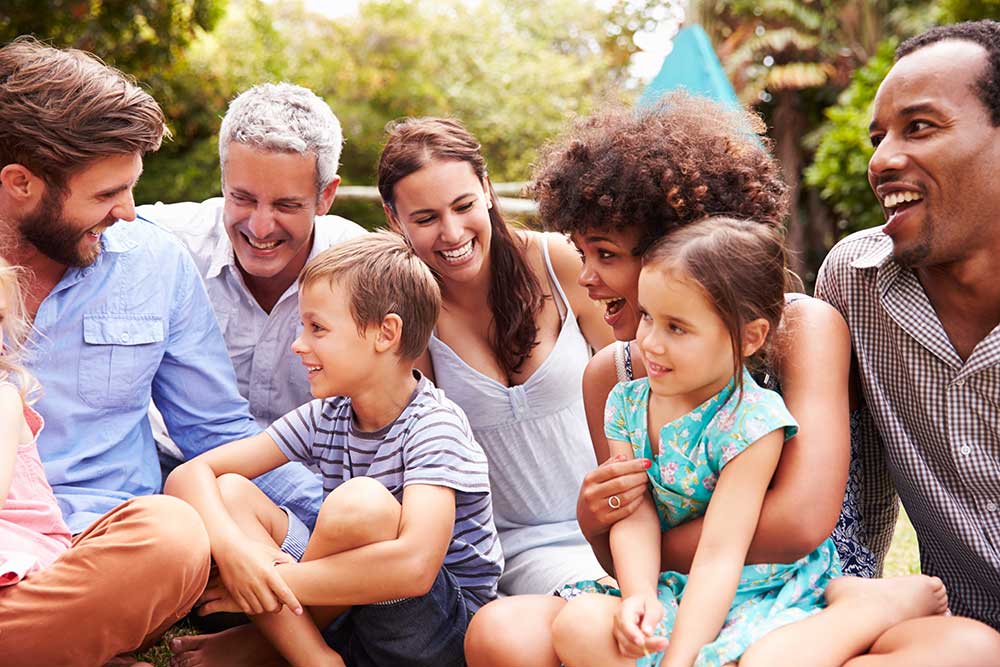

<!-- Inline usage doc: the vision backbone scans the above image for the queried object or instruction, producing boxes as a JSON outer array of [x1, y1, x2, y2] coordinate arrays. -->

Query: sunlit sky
[[293, 0, 681, 83]]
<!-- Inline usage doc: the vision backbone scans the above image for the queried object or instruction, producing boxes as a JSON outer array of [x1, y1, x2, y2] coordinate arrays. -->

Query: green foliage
[[0, 0, 226, 75], [136, 0, 628, 221], [801, 0, 996, 240], [936, 0, 1000, 22], [804, 39, 897, 235]]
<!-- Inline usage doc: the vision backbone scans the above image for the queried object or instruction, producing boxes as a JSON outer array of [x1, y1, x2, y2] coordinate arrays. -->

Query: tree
[[136, 0, 630, 228], [803, 40, 896, 236], [0, 0, 226, 75], [686, 0, 932, 280], [805, 2, 999, 239]]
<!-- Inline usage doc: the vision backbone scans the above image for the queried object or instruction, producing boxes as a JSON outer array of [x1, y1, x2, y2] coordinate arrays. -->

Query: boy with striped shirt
[[165, 232, 502, 667]]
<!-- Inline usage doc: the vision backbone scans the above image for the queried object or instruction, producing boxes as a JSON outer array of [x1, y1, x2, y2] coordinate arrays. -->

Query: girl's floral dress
[[560, 369, 842, 667]]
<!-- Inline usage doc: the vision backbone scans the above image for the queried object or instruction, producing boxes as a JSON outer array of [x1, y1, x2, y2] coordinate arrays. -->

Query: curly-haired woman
[[464, 92, 990, 667]]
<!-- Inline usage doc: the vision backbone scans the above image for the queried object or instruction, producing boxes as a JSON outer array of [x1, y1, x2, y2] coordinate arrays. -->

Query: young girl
[[0, 259, 72, 588], [551, 217, 947, 667]]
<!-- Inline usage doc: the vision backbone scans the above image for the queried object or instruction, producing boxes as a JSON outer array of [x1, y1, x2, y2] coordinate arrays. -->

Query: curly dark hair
[[897, 20, 1000, 126], [530, 91, 789, 255]]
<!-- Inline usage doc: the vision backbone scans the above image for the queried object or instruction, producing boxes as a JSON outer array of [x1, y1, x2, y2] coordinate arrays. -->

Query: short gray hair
[[219, 82, 343, 197]]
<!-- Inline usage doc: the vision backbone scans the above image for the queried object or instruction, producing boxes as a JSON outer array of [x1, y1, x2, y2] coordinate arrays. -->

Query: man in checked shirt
[[817, 19, 1000, 649]]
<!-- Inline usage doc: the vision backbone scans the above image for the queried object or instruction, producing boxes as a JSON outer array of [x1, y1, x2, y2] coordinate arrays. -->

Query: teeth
[[594, 297, 623, 306], [248, 237, 281, 250], [306, 365, 322, 372], [440, 239, 474, 261], [883, 191, 923, 209]]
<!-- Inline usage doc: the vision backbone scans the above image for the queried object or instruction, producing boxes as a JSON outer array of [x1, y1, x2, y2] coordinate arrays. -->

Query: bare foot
[[826, 575, 949, 627], [168, 625, 286, 667]]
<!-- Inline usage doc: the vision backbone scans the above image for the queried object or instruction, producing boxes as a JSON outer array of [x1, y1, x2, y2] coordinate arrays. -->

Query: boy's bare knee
[[216, 472, 256, 505], [315, 476, 400, 542]]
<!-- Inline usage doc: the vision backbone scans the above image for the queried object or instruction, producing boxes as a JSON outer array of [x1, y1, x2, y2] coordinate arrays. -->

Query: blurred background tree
[[0, 0, 226, 75], [2, 0, 996, 277]]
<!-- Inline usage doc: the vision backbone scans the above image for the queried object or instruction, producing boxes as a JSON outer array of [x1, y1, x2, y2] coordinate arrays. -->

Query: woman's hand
[[614, 592, 669, 659], [577, 455, 651, 540], [209, 539, 302, 617]]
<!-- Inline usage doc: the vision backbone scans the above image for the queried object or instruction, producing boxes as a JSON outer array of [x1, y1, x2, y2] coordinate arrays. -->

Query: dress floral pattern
[[561, 369, 843, 667]]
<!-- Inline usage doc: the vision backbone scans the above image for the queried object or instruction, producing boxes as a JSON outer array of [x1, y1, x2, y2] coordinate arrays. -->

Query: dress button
[[961, 445, 972, 455]]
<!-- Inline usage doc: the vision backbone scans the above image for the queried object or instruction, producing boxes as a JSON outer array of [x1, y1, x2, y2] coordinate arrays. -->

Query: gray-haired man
[[139, 84, 366, 540]]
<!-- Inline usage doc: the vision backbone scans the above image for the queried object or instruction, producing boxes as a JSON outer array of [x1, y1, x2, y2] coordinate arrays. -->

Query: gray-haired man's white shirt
[[137, 198, 367, 427]]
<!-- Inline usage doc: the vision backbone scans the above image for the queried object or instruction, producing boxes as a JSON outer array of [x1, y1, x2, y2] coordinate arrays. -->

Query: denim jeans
[[323, 567, 471, 667]]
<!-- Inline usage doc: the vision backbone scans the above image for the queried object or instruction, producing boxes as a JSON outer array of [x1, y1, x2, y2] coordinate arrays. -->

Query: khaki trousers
[[0, 495, 211, 666]]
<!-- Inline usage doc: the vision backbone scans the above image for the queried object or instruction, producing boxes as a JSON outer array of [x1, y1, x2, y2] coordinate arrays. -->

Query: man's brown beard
[[18, 192, 107, 268]]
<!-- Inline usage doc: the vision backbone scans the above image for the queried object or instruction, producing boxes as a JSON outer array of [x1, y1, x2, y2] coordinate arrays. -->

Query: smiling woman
[[377, 117, 617, 597]]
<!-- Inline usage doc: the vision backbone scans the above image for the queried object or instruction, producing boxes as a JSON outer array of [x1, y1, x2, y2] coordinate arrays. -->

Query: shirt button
[[987, 501, 997, 512], [120, 333, 130, 343], [954, 379, 966, 387], [961, 445, 972, 455]]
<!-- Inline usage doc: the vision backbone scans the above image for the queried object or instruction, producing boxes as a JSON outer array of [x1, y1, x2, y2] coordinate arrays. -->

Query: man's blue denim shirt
[[26, 220, 263, 534]]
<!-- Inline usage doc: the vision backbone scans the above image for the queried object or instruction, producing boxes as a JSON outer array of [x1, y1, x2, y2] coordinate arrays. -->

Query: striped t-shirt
[[266, 373, 502, 610]]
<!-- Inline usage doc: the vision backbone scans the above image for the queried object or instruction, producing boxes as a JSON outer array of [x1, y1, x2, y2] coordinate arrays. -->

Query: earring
[[487, 199, 493, 210]]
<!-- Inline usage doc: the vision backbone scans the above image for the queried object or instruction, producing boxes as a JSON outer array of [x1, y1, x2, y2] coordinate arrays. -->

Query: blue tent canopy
[[639, 24, 740, 109]]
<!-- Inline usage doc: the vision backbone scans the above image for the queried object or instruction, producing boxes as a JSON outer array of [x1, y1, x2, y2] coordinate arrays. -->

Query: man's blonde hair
[[300, 231, 441, 360]]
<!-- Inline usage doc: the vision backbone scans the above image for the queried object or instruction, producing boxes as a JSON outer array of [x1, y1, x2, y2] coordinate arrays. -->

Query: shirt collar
[[849, 228, 894, 271], [101, 220, 140, 254], [207, 225, 237, 280]]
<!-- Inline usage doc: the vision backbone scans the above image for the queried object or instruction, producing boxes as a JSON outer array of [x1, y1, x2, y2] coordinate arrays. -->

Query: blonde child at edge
[[0, 259, 72, 592], [165, 232, 502, 667], [551, 217, 948, 667]]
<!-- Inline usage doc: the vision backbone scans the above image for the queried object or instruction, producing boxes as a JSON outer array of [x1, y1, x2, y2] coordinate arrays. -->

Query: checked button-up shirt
[[816, 226, 1000, 628]]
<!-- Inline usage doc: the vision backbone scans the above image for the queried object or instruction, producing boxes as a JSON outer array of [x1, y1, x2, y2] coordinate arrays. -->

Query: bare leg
[[465, 595, 567, 667], [250, 476, 401, 666], [551, 593, 636, 667], [171, 474, 348, 667], [739, 575, 948, 667], [844, 615, 1000, 667]]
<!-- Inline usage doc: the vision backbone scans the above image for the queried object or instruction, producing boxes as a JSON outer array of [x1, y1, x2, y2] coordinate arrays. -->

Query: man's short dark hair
[[0, 37, 166, 193], [897, 20, 1000, 126]]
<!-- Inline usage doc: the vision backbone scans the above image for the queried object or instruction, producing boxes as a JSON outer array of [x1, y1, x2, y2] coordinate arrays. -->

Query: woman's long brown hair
[[377, 117, 544, 381]]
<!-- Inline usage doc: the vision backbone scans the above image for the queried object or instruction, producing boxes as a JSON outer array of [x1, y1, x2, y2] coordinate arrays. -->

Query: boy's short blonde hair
[[300, 231, 441, 360]]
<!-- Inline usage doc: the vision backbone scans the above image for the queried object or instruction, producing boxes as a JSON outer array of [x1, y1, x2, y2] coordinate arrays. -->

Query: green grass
[[883, 506, 921, 577], [138, 622, 195, 667]]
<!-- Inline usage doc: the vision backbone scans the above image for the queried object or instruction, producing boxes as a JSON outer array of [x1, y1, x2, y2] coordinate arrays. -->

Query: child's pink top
[[0, 388, 72, 585]]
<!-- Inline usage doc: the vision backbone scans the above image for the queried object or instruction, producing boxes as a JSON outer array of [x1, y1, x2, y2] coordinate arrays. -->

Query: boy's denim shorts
[[321, 566, 472, 667]]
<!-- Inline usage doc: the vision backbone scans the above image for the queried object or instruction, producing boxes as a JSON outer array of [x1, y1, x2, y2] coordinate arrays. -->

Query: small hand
[[578, 455, 651, 537], [613, 592, 668, 659], [212, 540, 302, 617]]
